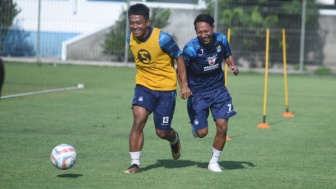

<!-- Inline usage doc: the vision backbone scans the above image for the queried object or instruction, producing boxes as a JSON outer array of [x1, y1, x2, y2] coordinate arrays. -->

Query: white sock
[[209, 147, 222, 164], [130, 151, 141, 166], [170, 133, 179, 145]]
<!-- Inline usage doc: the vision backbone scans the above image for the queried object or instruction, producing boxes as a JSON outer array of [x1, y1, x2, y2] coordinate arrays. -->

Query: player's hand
[[230, 65, 239, 76], [179, 86, 192, 100]]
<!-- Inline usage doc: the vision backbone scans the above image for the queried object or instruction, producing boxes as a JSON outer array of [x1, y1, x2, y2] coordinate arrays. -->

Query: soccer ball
[[50, 144, 77, 170]]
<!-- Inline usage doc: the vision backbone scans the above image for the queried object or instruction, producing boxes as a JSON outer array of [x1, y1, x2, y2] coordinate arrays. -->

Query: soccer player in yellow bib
[[123, 3, 191, 173]]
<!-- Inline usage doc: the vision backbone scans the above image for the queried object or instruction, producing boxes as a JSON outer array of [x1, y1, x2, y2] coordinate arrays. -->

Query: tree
[[201, 0, 321, 66], [0, 0, 21, 55], [102, 8, 171, 61]]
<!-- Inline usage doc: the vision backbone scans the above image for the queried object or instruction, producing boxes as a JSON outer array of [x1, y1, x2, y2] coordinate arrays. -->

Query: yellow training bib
[[129, 28, 177, 91]]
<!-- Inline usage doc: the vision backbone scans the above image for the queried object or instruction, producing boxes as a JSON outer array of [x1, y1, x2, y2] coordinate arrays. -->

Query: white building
[[7, 0, 204, 59]]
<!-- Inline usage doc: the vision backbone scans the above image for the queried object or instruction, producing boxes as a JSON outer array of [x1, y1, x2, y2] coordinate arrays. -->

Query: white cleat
[[208, 163, 222, 172]]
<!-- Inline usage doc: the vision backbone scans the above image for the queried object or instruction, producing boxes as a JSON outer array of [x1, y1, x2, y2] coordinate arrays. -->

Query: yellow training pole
[[258, 29, 270, 128], [225, 28, 231, 87], [282, 29, 294, 117], [225, 28, 232, 140]]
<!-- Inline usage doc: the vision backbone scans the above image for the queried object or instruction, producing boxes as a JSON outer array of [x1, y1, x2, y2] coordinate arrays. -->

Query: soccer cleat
[[189, 121, 198, 138], [208, 163, 222, 172], [123, 164, 141, 173], [191, 125, 198, 137], [170, 133, 181, 160]]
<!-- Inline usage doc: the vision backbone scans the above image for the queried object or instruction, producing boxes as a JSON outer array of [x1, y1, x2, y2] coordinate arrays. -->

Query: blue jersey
[[127, 27, 182, 59], [183, 33, 232, 95]]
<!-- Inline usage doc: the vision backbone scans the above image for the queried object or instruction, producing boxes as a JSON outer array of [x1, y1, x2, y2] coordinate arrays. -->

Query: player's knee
[[197, 132, 207, 138], [217, 125, 228, 137], [222, 125, 228, 132], [132, 121, 145, 132], [155, 129, 167, 139], [197, 128, 208, 138]]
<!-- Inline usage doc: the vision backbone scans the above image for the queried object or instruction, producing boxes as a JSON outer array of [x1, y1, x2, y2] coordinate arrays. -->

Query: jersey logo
[[138, 49, 151, 64], [216, 45, 221, 52], [207, 55, 217, 65], [204, 54, 219, 71]]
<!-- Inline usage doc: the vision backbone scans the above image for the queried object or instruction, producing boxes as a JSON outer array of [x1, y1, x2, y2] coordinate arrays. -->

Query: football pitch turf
[[1, 62, 335, 188]]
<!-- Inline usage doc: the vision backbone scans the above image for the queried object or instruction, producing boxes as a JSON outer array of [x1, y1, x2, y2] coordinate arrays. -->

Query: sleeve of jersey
[[159, 31, 182, 59], [221, 35, 232, 59], [126, 33, 131, 45], [182, 44, 196, 67]]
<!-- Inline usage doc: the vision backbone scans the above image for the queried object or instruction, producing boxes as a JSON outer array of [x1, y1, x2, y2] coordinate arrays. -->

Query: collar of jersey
[[138, 27, 153, 42]]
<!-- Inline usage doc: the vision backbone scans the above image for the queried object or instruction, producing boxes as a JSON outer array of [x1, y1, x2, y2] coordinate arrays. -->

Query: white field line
[[0, 84, 84, 99]]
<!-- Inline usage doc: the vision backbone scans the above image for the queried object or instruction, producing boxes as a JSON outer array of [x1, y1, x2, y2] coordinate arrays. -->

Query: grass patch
[[1, 62, 336, 189], [314, 67, 333, 75]]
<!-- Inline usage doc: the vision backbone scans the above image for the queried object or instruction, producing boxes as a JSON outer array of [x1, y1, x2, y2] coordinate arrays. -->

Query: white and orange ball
[[50, 144, 77, 170]]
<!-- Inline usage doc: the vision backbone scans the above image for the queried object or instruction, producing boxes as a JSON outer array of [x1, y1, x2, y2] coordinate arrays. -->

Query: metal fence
[[210, 0, 327, 71], [0, 0, 335, 70]]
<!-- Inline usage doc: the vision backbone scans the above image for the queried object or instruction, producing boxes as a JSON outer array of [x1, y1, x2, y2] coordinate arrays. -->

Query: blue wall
[[2, 30, 79, 58]]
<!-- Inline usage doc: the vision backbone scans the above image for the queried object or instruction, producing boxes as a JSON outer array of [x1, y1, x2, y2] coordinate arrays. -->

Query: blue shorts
[[187, 88, 237, 131], [132, 85, 177, 130]]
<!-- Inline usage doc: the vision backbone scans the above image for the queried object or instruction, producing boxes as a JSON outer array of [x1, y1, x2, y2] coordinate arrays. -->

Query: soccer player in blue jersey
[[123, 3, 191, 173], [182, 14, 239, 172]]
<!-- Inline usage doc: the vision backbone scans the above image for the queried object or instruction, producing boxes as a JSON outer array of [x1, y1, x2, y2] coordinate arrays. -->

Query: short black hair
[[128, 3, 150, 21], [194, 14, 214, 28]]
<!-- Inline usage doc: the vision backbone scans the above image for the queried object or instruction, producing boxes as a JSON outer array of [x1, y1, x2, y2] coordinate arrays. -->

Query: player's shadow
[[141, 159, 254, 172], [57, 174, 83, 178]]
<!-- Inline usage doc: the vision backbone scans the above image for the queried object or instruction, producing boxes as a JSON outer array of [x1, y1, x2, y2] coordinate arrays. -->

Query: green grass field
[[1, 62, 335, 189]]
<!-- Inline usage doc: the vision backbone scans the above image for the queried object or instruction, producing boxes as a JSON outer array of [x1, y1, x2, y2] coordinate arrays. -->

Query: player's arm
[[222, 35, 239, 76], [159, 31, 191, 99], [225, 56, 239, 76], [176, 55, 191, 99]]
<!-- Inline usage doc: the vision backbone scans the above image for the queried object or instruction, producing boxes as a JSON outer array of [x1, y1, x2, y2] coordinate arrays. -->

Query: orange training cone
[[283, 112, 294, 117], [257, 122, 270, 128]]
